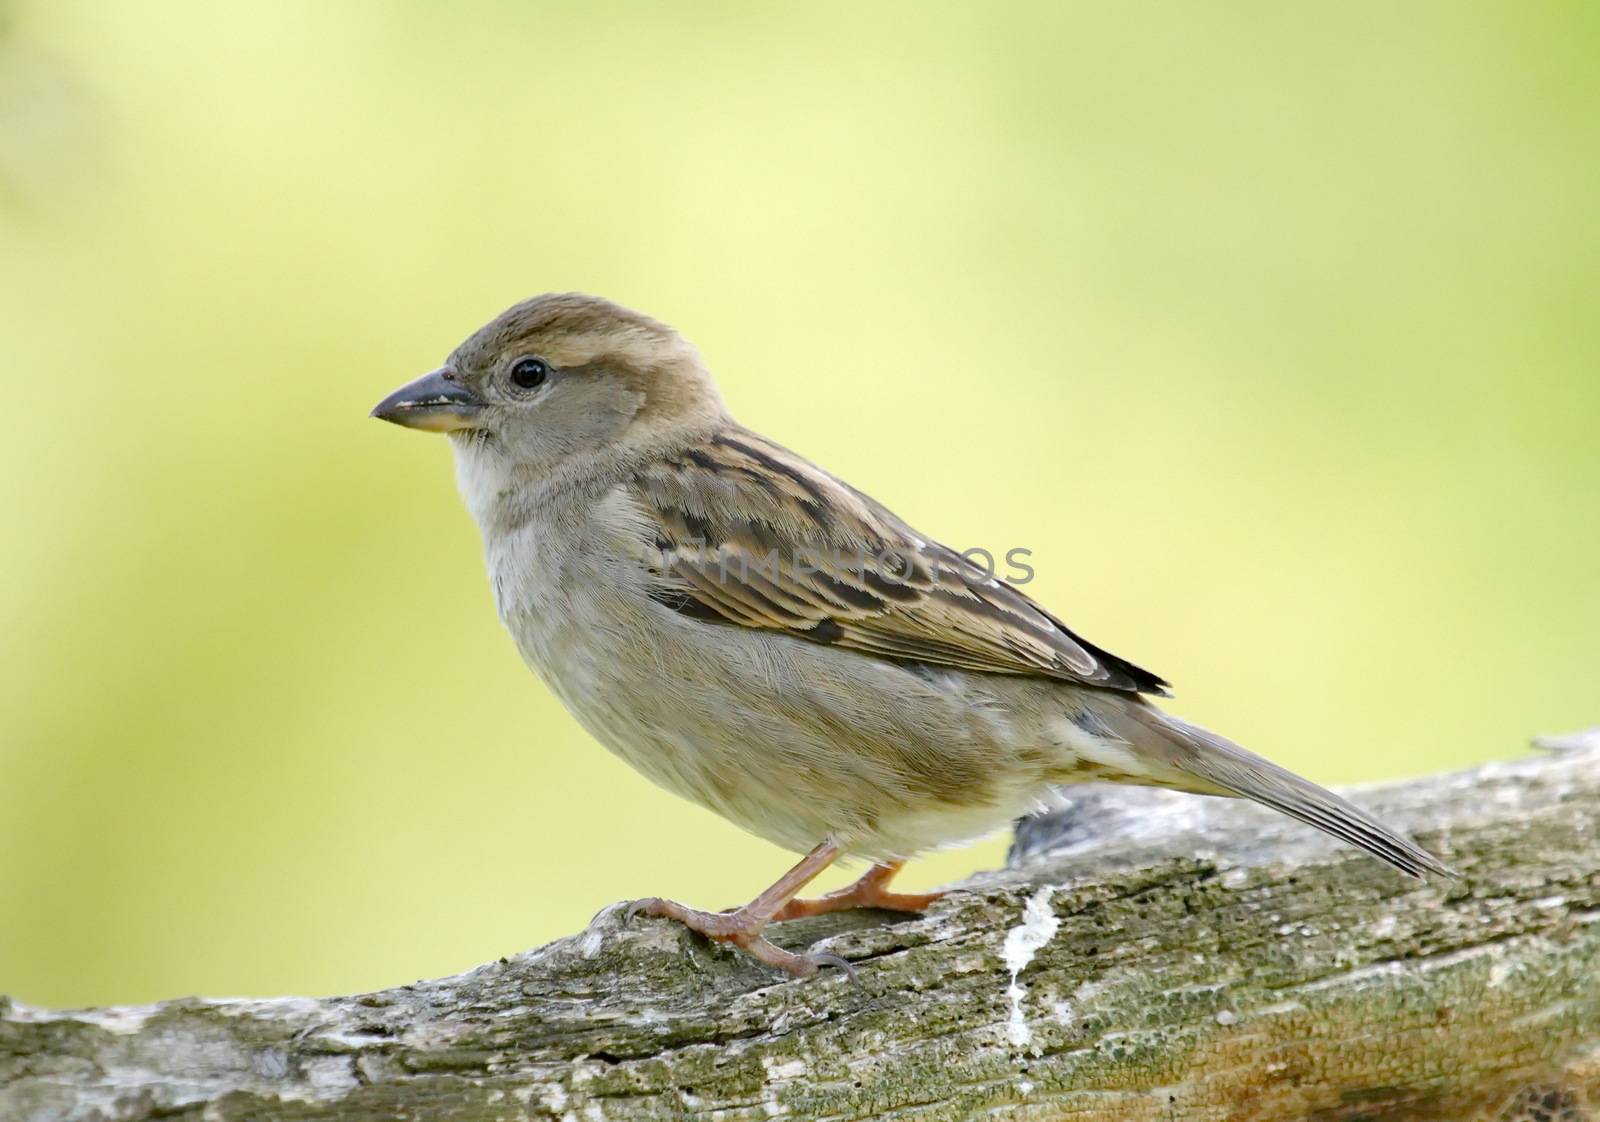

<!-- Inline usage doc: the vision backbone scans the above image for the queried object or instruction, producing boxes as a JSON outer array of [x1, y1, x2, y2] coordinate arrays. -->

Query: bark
[[4, 740, 1599, 1122]]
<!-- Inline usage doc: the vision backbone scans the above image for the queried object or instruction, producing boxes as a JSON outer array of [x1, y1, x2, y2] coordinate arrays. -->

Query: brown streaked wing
[[629, 428, 1171, 695]]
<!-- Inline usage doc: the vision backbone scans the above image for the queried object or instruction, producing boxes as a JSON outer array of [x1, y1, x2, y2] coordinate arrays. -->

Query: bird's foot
[[627, 896, 856, 979], [771, 860, 945, 921]]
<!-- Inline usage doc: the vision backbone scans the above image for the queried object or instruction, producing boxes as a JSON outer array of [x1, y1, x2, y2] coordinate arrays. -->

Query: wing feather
[[629, 428, 1170, 695]]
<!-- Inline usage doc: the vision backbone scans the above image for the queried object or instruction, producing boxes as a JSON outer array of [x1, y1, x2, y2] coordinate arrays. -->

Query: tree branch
[[5, 743, 1599, 1122]]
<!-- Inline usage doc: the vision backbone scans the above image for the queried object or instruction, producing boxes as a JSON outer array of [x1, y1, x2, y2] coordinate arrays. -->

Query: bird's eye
[[509, 356, 550, 390]]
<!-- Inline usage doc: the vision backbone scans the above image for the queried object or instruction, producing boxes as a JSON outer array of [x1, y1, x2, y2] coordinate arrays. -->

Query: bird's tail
[[1100, 700, 1456, 879]]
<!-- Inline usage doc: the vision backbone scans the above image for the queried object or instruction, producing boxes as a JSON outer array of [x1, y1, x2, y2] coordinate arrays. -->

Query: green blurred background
[[2, 1, 1596, 1010]]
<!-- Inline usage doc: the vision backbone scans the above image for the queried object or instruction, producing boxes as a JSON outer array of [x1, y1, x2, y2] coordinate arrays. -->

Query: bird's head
[[372, 293, 726, 473]]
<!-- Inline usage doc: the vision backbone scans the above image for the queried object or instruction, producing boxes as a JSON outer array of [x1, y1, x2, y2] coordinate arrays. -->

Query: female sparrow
[[372, 293, 1452, 977]]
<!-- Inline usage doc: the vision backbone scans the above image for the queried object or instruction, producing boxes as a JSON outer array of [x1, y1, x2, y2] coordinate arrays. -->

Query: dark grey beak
[[370, 368, 486, 433]]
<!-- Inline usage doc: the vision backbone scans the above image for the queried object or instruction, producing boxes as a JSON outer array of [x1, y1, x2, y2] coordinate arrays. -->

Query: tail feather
[[1119, 706, 1456, 879]]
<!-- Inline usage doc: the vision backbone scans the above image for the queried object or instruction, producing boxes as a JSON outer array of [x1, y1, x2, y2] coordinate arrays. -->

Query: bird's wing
[[623, 428, 1170, 695]]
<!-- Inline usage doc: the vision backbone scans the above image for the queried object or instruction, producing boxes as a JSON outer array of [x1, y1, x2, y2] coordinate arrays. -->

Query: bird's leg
[[629, 840, 856, 978], [770, 859, 945, 921]]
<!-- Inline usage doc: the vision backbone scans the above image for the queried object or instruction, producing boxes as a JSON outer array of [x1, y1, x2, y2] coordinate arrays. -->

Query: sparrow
[[372, 293, 1453, 977]]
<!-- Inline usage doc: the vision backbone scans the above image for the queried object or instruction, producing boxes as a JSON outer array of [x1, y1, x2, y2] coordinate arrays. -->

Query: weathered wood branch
[[5, 742, 1599, 1122]]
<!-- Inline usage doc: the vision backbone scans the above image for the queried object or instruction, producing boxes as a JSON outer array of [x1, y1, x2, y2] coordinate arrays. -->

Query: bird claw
[[623, 897, 858, 980], [806, 951, 859, 982], [769, 861, 946, 921], [623, 897, 657, 922], [627, 896, 750, 938], [735, 935, 858, 980]]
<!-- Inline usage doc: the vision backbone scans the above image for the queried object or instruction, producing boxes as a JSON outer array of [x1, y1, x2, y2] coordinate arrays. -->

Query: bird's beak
[[370, 368, 486, 433]]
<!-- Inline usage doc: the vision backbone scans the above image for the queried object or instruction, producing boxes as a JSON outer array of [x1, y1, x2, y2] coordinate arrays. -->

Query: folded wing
[[626, 428, 1170, 696]]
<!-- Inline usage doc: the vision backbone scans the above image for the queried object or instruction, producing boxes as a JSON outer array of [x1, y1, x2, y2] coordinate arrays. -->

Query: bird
[[371, 292, 1454, 977]]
